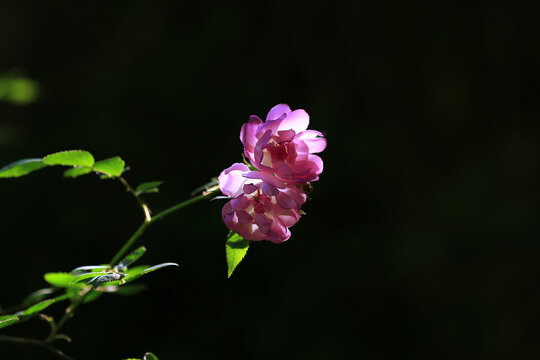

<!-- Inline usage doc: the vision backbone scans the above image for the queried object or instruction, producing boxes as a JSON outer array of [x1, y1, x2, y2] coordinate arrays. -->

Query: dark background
[[1, 1, 540, 359]]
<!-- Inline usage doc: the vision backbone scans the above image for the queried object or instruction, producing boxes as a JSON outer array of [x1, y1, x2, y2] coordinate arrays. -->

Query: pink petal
[[274, 161, 295, 178], [230, 194, 251, 210], [218, 163, 251, 198], [266, 103, 291, 121], [261, 183, 279, 196], [240, 116, 263, 153], [277, 208, 301, 227], [254, 129, 272, 164], [277, 129, 296, 142], [243, 183, 258, 194], [282, 187, 307, 207], [277, 109, 310, 133], [222, 202, 236, 224], [254, 214, 273, 234], [236, 210, 253, 224], [295, 130, 327, 153], [276, 191, 297, 210], [267, 218, 291, 243], [244, 171, 286, 188]]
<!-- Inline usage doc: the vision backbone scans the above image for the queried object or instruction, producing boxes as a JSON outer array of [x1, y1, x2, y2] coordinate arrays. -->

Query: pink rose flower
[[218, 163, 306, 243], [240, 104, 327, 183]]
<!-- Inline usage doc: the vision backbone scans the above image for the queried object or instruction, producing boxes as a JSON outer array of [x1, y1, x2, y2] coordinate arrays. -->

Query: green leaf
[[0, 158, 48, 178], [226, 231, 250, 278], [20, 294, 68, 316], [93, 157, 125, 177], [44, 272, 77, 287], [144, 353, 159, 360], [83, 291, 103, 304], [71, 265, 109, 274], [63, 166, 93, 178], [111, 284, 147, 296], [136, 181, 163, 195], [22, 288, 55, 306], [71, 272, 111, 284], [124, 263, 179, 283], [116, 246, 146, 270], [0, 315, 20, 329], [43, 150, 94, 167], [125, 265, 149, 275]]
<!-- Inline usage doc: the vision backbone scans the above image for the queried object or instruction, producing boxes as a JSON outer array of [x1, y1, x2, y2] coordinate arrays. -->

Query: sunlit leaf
[[71, 265, 110, 274], [63, 167, 93, 178], [0, 315, 19, 329], [71, 272, 111, 284], [43, 150, 94, 167], [44, 272, 77, 287], [20, 294, 68, 316], [22, 288, 55, 306], [83, 291, 102, 304], [136, 181, 163, 195], [124, 263, 179, 283], [122, 354, 159, 360], [0, 158, 48, 178], [93, 157, 125, 177], [116, 246, 146, 271], [226, 231, 250, 278]]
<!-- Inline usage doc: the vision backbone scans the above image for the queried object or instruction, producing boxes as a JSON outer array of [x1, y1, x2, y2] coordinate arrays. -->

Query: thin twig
[[0, 335, 74, 360], [46, 287, 91, 344], [119, 176, 152, 222], [109, 187, 219, 266]]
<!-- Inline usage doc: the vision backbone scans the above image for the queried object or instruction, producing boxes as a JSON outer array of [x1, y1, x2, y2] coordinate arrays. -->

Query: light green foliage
[[0, 158, 48, 178], [71, 272, 111, 284], [116, 246, 147, 271], [0, 150, 127, 180], [22, 288, 55, 306], [0, 74, 39, 105], [92, 157, 125, 177], [71, 265, 109, 274], [226, 231, 250, 278], [43, 150, 95, 167], [83, 291, 103, 304], [44, 272, 77, 287], [135, 181, 163, 195], [63, 167, 93, 178], [124, 263, 179, 283], [0, 315, 20, 329], [20, 294, 68, 316]]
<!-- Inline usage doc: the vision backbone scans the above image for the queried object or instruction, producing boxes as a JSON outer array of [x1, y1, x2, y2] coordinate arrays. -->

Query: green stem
[[0, 335, 74, 360], [109, 189, 216, 266], [119, 177, 152, 222], [46, 288, 91, 344], [46, 182, 219, 349]]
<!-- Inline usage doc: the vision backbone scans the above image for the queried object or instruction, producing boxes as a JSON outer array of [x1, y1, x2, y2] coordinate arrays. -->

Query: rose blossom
[[240, 104, 327, 183], [218, 163, 306, 243]]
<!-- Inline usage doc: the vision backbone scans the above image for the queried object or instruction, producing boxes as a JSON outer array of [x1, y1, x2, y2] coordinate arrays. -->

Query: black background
[[1, 1, 540, 359]]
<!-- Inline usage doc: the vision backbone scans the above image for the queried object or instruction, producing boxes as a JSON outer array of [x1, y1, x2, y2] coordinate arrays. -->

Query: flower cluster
[[218, 104, 326, 243]]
